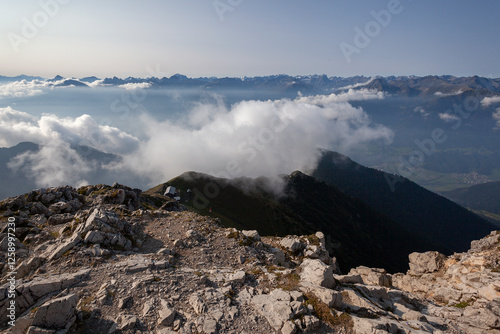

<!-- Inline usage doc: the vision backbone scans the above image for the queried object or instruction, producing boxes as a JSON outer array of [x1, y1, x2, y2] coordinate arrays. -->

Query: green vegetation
[[305, 234, 320, 246], [454, 301, 471, 308], [226, 231, 239, 239], [304, 292, 354, 330], [275, 272, 300, 291]]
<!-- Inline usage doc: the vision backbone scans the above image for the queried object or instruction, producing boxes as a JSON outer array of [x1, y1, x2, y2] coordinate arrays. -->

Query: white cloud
[[493, 108, 500, 128], [0, 80, 48, 99], [434, 90, 464, 97], [3, 91, 393, 191], [2, 107, 139, 189], [8, 141, 92, 188], [481, 96, 500, 107], [300, 89, 385, 103], [120, 92, 393, 187], [0, 107, 139, 153], [0, 78, 96, 99], [439, 112, 460, 122], [414, 106, 430, 118], [118, 82, 152, 90], [88, 79, 105, 88], [337, 77, 375, 90]]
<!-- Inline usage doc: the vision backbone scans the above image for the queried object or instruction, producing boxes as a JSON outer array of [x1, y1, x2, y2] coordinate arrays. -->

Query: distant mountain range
[[2, 74, 500, 98]]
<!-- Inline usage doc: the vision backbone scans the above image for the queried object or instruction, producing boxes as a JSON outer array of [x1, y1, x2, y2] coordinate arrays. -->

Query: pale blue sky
[[1, 0, 499, 78]]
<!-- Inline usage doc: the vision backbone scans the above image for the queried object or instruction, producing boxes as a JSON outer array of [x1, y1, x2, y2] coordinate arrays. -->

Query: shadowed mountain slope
[[311, 150, 496, 253]]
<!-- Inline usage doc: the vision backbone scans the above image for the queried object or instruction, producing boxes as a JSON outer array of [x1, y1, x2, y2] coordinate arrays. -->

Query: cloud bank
[[4, 90, 393, 190], [0, 80, 47, 99], [439, 112, 460, 122], [434, 90, 464, 97], [481, 96, 500, 107], [0, 107, 139, 153], [118, 82, 152, 90], [121, 90, 393, 186], [1, 107, 139, 188]]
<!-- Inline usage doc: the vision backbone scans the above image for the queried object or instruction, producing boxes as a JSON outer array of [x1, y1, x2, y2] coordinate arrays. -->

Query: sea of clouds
[[1, 81, 394, 192]]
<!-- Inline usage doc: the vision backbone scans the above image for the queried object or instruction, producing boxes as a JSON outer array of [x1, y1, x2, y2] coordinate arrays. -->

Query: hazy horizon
[[2, 1, 499, 78]]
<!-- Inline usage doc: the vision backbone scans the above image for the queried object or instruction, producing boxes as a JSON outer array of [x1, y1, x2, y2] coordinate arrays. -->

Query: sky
[[1, 0, 499, 79]]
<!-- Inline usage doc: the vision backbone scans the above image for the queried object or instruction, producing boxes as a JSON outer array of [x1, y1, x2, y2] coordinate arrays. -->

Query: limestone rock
[[408, 251, 446, 275], [45, 233, 81, 261], [280, 237, 305, 254], [299, 259, 335, 288], [348, 266, 392, 287], [242, 230, 260, 241], [158, 299, 176, 327], [32, 293, 78, 329], [227, 271, 246, 285], [251, 293, 294, 331], [47, 213, 73, 225]]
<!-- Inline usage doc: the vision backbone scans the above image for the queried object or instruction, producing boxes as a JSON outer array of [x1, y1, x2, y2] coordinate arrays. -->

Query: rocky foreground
[[0, 184, 499, 334]]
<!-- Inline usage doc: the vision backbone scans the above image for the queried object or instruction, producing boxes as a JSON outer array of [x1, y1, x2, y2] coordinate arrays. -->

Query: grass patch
[[276, 272, 301, 291], [238, 238, 254, 247], [306, 234, 320, 246], [304, 292, 354, 330], [226, 231, 239, 239], [454, 301, 470, 308], [224, 289, 236, 300]]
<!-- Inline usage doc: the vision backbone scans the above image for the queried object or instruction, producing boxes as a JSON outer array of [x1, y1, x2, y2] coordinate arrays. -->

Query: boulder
[[202, 318, 218, 334], [242, 230, 261, 241], [280, 238, 305, 254], [119, 315, 137, 331], [299, 259, 335, 288], [84, 230, 105, 244], [47, 213, 74, 225], [32, 293, 79, 329], [45, 234, 81, 261], [228, 271, 246, 285], [408, 251, 446, 275], [189, 294, 207, 315], [470, 231, 500, 252], [300, 282, 343, 308], [15, 256, 45, 279], [158, 299, 176, 327], [252, 294, 294, 331], [48, 201, 71, 213], [348, 266, 392, 287]]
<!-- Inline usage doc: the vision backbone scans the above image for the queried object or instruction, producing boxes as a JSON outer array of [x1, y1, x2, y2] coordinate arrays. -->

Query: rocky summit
[[0, 184, 499, 334]]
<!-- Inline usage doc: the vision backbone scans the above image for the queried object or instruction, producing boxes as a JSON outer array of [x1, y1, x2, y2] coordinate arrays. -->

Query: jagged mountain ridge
[[0, 184, 498, 333], [2, 74, 500, 97], [311, 150, 497, 253], [152, 171, 444, 273]]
